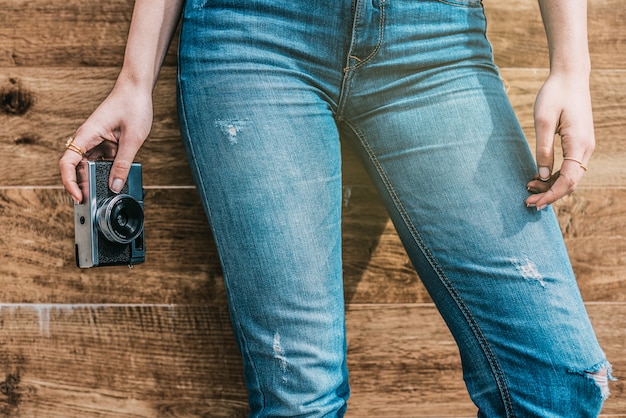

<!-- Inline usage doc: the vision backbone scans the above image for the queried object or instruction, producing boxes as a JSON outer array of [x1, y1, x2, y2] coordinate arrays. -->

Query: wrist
[[549, 57, 591, 79], [548, 51, 591, 80], [115, 67, 156, 94]]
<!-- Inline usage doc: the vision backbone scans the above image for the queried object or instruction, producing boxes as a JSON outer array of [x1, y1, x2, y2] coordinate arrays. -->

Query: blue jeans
[[177, 0, 611, 416]]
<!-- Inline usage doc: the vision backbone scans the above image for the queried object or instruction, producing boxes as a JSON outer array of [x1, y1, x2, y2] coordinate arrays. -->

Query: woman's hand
[[525, 72, 595, 211], [59, 0, 184, 203], [59, 79, 153, 203], [529, 0, 594, 210]]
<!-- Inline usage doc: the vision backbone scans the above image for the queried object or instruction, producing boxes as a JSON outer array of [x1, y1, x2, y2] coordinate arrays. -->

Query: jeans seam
[[344, 0, 387, 72], [342, 117, 516, 417], [435, 0, 483, 8]]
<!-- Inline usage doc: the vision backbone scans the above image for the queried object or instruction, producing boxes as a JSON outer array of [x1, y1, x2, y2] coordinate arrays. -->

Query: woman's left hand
[[525, 71, 595, 210]]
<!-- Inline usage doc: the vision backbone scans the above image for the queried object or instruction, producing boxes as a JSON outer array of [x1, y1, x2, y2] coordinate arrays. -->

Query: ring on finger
[[563, 157, 588, 172], [65, 136, 86, 157]]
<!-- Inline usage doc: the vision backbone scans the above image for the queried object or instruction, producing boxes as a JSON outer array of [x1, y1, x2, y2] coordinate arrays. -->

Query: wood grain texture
[[0, 304, 247, 417], [0, 0, 177, 67], [0, 303, 624, 417], [484, 0, 626, 69]]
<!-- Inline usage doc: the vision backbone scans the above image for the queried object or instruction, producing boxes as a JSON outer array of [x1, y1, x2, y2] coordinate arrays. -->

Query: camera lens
[[96, 194, 144, 244]]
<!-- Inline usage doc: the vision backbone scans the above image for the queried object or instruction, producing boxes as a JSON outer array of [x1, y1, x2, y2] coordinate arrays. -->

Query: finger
[[527, 172, 558, 194], [60, 130, 117, 201], [534, 109, 558, 181], [59, 151, 84, 203], [525, 161, 585, 210], [108, 134, 142, 193], [527, 176, 574, 210], [59, 133, 97, 202]]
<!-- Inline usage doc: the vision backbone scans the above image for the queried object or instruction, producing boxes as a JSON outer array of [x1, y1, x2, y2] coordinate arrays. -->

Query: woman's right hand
[[59, 79, 153, 203]]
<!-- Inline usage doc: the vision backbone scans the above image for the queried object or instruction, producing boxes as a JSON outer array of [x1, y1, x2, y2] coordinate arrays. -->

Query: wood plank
[[1, 68, 625, 187], [484, 0, 626, 69], [1, 0, 624, 69], [0, 187, 624, 304], [0, 304, 247, 417], [0, 303, 623, 416], [484, 0, 549, 69], [0, 0, 178, 68], [586, 0, 626, 69]]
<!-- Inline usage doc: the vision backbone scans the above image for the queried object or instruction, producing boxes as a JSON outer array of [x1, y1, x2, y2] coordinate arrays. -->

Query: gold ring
[[563, 157, 588, 172], [65, 136, 85, 157]]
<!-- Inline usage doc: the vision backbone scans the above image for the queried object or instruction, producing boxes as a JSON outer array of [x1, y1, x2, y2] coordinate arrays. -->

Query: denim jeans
[[177, 0, 611, 416]]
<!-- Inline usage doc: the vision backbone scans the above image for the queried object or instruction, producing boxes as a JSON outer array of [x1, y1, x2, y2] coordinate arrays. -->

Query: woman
[[60, 0, 612, 416]]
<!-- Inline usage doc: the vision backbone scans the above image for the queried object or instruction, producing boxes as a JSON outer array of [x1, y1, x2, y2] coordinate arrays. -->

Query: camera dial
[[96, 194, 144, 244]]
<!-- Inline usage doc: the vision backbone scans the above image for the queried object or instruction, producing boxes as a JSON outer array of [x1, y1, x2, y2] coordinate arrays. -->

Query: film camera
[[74, 160, 145, 268]]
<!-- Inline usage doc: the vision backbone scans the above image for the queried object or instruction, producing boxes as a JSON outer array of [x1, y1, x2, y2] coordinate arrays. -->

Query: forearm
[[118, 0, 185, 91], [538, 0, 590, 76]]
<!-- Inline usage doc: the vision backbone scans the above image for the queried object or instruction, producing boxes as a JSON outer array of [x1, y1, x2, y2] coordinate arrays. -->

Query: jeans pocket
[[435, 0, 483, 8]]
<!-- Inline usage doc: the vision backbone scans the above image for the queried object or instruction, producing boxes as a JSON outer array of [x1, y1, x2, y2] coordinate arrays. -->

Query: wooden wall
[[1, 0, 624, 416]]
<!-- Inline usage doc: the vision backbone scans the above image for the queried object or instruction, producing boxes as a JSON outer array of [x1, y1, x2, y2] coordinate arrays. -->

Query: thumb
[[534, 111, 558, 181], [108, 135, 142, 193]]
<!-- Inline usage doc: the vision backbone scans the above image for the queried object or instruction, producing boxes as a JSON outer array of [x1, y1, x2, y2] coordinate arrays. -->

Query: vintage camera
[[74, 160, 145, 268]]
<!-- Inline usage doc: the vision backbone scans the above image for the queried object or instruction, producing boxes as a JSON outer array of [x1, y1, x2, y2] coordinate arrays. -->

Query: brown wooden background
[[1, 0, 624, 416]]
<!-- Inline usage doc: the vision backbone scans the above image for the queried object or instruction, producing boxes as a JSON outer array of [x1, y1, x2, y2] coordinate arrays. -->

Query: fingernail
[[111, 178, 124, 193], [72, 197, 80, 205], [536, 204, 547, 211], [538, 167, 551, 181]]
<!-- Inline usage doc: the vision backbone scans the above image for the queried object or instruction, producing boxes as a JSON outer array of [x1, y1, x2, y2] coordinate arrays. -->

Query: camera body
[[74, 160, 145, 268]]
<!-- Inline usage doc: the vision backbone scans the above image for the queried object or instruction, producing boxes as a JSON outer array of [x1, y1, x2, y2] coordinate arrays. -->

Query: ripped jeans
[[176, 0, 612, 416]]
